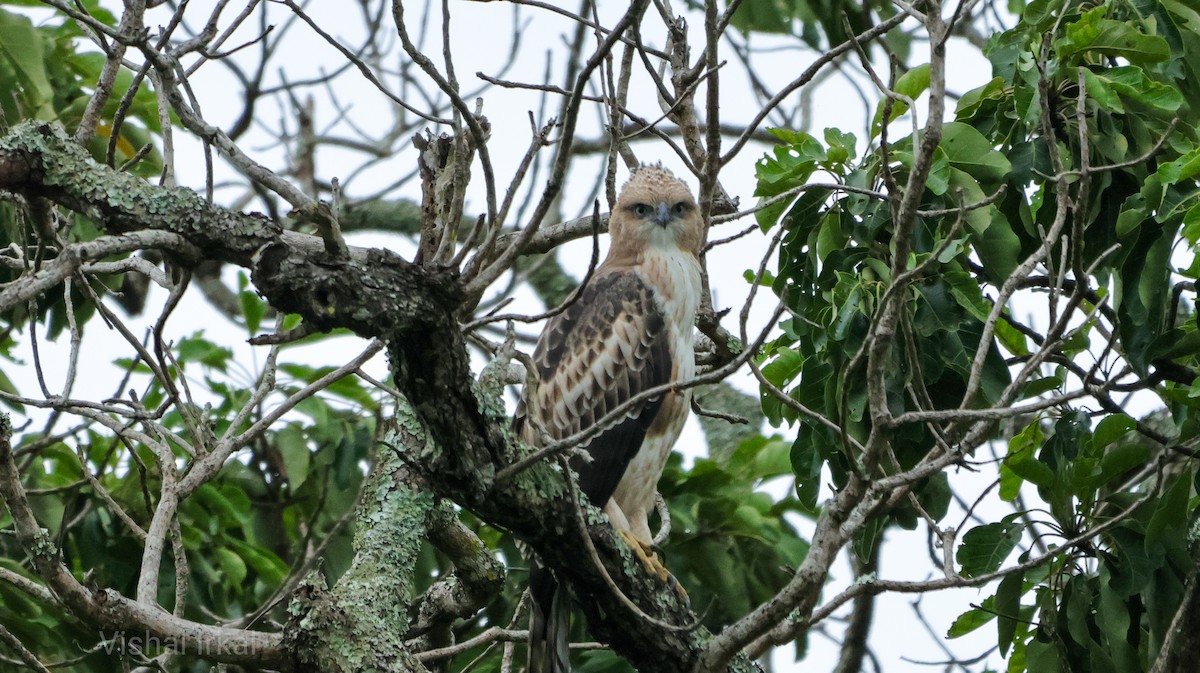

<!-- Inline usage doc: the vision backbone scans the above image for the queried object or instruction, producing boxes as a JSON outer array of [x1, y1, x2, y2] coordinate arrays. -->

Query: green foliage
[[0, 2, 167, 339], [713, 0, 912, 58], [957, 516, 1025, 578], [0, 3, 162, 172], [0, 330, 381, 670], [661, 436, 810, 631], [753, 0, 1200, 671]]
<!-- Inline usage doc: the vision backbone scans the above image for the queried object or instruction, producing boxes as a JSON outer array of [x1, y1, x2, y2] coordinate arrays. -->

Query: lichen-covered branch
[[408, 501, 506, 648], [286, 444, 434, 673], [0, 120, 735, 673]]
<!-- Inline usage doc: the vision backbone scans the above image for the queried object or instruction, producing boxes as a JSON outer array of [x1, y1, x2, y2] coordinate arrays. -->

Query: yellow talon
[[617, 529, 689, 601]]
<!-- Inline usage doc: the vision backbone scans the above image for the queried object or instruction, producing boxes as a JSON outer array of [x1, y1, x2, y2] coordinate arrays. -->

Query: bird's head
[[608, 164, 704, 258]]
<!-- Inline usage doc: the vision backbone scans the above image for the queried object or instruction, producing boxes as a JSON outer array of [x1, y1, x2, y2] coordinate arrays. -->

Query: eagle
[[517, 164, 704, 673]]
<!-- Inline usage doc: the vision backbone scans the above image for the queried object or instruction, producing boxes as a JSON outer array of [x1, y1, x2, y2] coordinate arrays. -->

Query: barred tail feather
[[528, 565, 571, 673]]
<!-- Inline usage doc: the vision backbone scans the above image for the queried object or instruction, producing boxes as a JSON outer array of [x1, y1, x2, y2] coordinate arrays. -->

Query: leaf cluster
[[753, 0, 1200, 670]]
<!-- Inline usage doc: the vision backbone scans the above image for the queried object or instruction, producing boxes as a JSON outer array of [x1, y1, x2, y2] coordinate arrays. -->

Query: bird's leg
[[616, 529, 689, 602]]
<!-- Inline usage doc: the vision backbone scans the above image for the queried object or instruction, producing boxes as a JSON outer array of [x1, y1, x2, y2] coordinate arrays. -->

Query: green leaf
[[1184, 201, 1200, 246], [276, 424, 311, 490], [1082, 67, 1184, 118], [755, 132, 824, 197], [996, 569, 1025, 656], [0, 9, 54, 118], [790, 430, 824, 512], [889, 140, 950, 195], [957, 519, 1024, 578], [1098, 442, 1150, 485], [279, 363, 375, 406], [213, 548, 248, 587], [945, 269, 992, 322], [1156, 147, 1200, 185], [1023, 0, 1066, 29], [1116, 192, 1148, 238], [832, 283, 865, 341], [727, 0, 790, 34], [760, 347, 804, 388], [1081, 68, 1124, 113], [240, 290, 266, 336], [1021, 375, 1063, 398], [852, 515, 885, 562], [956, 76, 1006, 120], [754, 134, 828, 231], [749, 437, 793, 481], [1025, 634, 1062, 673], [1162, 0, 1200, 31], [871, 64, 931, 138], [1097, 566, 1137, 671], [1008, 453, 1056, 491], [916, 472, 951, 522], [823, 128, 857, 164], [999, 461, 1024, 502], [1092, 414, 1135, 449], [1002, 420, 1050, 499], [947, 169, 1019, 282], [193, 484, 250, 528], [926, 146, 952, 196], [177, 333, 233, 371], [939, 122, 1012, 184], [0, 366, 22, 412], [1145, 471, 1190, 553], [995, 319, 1030, 357], [1058, 8, 1171, 65], [947, 597, 997, 638], [1118, 219, 1178, 374], [1041, 410, 1089, 469], [815, 211, 845, 262], [224, 536, 289, 587]]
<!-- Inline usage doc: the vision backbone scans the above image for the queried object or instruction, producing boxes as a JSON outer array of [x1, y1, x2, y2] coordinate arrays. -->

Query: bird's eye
[[673, 202, 689, 216], [632, 203, 651, 218]]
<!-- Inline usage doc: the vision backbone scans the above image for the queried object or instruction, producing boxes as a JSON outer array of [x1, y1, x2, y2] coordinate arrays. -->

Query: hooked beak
[[653, 202, 672, 227]]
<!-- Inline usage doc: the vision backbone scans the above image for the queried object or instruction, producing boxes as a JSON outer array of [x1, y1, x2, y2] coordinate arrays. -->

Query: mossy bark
[[0, 121, 751, 673]]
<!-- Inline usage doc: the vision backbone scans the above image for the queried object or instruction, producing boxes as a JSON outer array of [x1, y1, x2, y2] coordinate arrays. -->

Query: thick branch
[[410, 502, 506, 642], [285, 448, 434, 673], [0, 120, 727, 673]]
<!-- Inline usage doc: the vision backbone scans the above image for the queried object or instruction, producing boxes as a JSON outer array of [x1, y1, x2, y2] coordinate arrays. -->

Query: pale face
[[611, 173, 704, 255]]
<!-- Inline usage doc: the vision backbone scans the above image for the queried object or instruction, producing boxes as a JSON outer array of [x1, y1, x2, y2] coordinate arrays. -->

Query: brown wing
[[515, 270, 672, 506]]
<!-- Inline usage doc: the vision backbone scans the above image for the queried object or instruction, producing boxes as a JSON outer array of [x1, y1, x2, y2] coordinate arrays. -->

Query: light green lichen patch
[[1, 122, 279, 251], [509, 457, 568, 505], [472, 358, 510, 425], [724, 334, 745, 356], [299, 449, 434, 672], [30, 527, 58, 559], [388, 398, 438, 463]]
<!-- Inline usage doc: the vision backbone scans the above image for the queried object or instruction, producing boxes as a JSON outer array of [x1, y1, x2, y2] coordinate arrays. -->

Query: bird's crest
[[619, 162, 689, 201]]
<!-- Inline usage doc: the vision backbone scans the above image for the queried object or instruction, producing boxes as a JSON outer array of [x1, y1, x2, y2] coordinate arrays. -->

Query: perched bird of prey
[[516, 164, 704, 673]]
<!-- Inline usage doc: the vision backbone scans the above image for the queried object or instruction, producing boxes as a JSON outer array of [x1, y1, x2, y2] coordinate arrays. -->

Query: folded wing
[[516, 269, 672, 506]]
